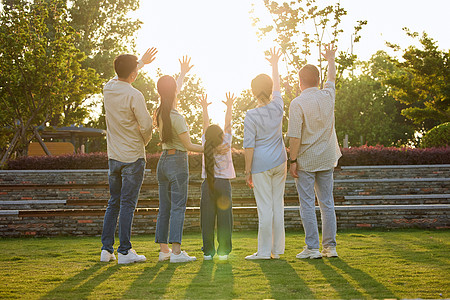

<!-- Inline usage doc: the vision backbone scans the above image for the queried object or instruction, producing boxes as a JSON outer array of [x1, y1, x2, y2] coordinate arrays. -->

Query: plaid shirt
[[287, 81, 341, 172]]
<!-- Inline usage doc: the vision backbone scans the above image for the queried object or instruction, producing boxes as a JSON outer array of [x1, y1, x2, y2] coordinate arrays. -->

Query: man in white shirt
[[100, 48, 157, 264], [287, 44, 342, 259]]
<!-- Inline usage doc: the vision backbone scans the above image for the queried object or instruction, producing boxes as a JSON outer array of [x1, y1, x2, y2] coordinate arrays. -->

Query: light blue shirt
[[243, 91, 287, 174]]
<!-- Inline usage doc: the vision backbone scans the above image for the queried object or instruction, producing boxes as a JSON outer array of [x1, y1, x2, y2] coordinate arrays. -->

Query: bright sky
[[133, 0, 450, 126]]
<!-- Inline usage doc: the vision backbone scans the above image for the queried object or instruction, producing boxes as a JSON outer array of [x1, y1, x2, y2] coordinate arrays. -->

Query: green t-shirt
[[160, 109, 188, 151]]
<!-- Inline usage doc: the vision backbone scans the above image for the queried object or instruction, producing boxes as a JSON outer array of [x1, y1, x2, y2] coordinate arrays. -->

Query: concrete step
[[1, 204, 448, 218]]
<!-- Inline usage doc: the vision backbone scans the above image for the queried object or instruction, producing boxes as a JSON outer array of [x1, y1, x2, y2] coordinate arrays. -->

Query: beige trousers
[[252, 162, 287, 257]]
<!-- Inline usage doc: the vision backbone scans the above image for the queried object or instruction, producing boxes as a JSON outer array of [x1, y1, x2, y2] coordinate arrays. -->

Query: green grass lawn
[[1, 229, 449, 299]]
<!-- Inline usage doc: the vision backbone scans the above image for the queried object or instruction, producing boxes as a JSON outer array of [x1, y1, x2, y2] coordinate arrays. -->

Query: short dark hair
[[251, 74, 273, 103], [299, 64, 320, 87], [114, 54, 138, 78]]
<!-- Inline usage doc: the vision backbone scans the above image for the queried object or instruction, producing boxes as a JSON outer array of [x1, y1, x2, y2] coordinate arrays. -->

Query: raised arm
[[266, 47, 282, 92], [222, 92, 236, 134], [321, 44, 337, 83], [176, 55, 194, 94], [197, 94, 211, 135]]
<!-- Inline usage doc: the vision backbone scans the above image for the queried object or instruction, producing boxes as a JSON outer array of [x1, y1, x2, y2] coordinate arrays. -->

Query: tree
[[231, 89, 256, 148], [0, 0, 100, 164], [384, 29, 450, 132], [53, 0, 143, 126], [67, 0, 142, 80], [176, 74, 205, 144], [335, 52, 415, 147], [252, 0, 366, 94]]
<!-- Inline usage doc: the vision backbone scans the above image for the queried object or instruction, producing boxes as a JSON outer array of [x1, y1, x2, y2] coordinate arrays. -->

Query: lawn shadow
[[305, 258, 365, 299], [328, 258, 397, 299], [258, 260, 315, 299], [184, 260, 234, 299], [377, 233, 449, 267], [124, 262, 178, 299], [43, 262, 120, 299]]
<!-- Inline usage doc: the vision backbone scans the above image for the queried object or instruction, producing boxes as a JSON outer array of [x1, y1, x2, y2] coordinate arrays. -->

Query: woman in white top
[[197, 92, 236, 261]]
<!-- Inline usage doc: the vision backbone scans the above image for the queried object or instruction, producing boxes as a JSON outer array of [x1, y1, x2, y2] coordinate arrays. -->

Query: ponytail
[[156, 75, 177, 143], [204, 125, 224, 194]]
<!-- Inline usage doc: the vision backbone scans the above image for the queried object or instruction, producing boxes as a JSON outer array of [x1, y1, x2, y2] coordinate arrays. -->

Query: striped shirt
[[287, 81, 341, 172]]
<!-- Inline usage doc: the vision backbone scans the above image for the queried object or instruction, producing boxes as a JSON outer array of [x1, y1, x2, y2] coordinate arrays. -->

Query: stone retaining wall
[[0, 165, 449, 236]]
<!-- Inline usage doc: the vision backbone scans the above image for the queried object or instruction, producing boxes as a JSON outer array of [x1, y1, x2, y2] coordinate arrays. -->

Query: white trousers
[[252, 162, 287, 257]]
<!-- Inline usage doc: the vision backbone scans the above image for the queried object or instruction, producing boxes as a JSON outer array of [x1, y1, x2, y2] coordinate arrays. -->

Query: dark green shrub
[[421, 122, 450, 148]]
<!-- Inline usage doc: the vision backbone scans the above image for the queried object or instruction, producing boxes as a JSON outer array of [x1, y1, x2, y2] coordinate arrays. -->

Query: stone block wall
[[0, 165, 449, 237]]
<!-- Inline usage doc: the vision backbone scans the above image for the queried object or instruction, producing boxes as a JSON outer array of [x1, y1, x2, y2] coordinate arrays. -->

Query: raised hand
[[266, 47, 282, 66], [141, 47, 158, 65], [179, 55, 194, 74], [321, 43, 337, 62], [222, 92, 236, 108], [197, 94, 212, 109]]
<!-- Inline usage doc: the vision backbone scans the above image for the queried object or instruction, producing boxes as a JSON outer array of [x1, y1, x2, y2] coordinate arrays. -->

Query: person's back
[[104, 79, 152, 162], [244, 92, 285, 173], [290, 81, 340, 172]]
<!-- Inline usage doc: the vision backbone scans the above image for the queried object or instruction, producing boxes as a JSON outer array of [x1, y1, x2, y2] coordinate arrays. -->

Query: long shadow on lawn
[[43, 262, 120, 299], [305, 259, 365, 299], [377, 234, 449, 266], [123, 262, 179, 299], [184, 261, 234, 299], [327, 258, 397, 299], [258, 260, 315, 299]]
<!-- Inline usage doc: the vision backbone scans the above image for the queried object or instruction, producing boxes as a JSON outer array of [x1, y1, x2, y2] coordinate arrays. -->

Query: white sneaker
[[245, 253, 271, 260], [100, 250, 116, 262], [170, 251, 197, 263], [158, 249, 172, 262], [296, 246, 322, 259], [118, 249, 147, 264], [321, 247, 338, 257], [203, 255, 213, 261], [218, 255, 228, 261]]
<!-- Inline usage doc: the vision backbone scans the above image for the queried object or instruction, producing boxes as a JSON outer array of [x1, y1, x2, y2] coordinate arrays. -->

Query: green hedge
[[5, 146, 450, 170]]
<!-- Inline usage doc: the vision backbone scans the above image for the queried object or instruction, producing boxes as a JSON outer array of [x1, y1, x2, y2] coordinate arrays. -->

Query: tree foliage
[[67, 0, 142, 80], [0, 0, 100, 163], [335, 51, 415, 147], [384, 29, 450, 131], [252, 0, 366, 96], [231, 89, 256, 148], [420, 122, 450, 148], [176, 74, 205, 144]]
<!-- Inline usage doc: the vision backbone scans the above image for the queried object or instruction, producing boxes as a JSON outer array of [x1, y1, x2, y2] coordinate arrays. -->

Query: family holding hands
[[100, 43, 341, 264]]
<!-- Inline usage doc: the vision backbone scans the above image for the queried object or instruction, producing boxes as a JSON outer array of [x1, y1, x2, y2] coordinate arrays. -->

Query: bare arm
[[222, 92, 236, 134], [197, 94, 211, 135], [288, 137, 301, 178], [321, 44, 337, 83], [244, 148, 254, 188], [266, 47, 282, 92], [178, 131, 203, 152], [176, 56, 194, 94]]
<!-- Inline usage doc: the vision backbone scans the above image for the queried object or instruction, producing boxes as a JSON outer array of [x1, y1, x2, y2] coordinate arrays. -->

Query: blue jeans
[[155, 150, 189, 244], [101, 158, 145, 255], [201, 178, 233, 256], [295, 168, 337, 249]]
